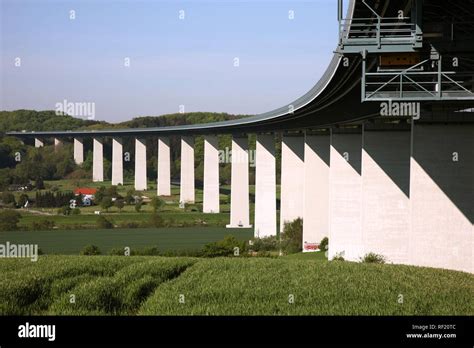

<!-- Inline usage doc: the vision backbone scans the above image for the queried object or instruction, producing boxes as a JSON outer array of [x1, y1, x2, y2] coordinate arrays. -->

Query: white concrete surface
[[203, 136, 220, 213], [92, 138, 104, 182], [409, 123, 473, 273], [280, 135, 305, 232], [54, 138, 62, 152], [254, 134, 277, 238], [180, 136, 195, 203], [157, 137, 171, 196], [328, 132, 363, 261], [34, 138, 44, 148], [134, 138, 147, 191], [303, 134, 330, 252], [73, 138, 84, 165], [227, 136, 251, 228], [361, 129, 410, 264], [112, 138, 123, 186]]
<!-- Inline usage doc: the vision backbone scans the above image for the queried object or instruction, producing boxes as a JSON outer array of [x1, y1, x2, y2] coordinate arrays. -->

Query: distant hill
[[0, 110, 248, 133]]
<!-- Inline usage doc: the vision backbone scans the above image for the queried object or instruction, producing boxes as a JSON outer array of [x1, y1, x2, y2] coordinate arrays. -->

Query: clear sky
[[1, 0, 340, 122]]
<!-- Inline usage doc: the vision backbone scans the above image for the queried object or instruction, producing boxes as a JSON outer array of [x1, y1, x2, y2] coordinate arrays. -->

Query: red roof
[[74, 188, 97, 195]]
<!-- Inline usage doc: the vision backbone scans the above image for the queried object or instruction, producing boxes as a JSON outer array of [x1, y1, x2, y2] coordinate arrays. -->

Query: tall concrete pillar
[[112, 138, 123, 186], [328, 129, 362, 261], [254, 134, 277, 238], [157, 137, 171, 196], [134, 138, 147, 191], [73, 138, 84, 165], [361, 126, 410, 264], [54, 138, 62, 152], [180, 136, 195, 203], [226, 136, 251, 228], [34, 138, 44, 148], [409, 123, 473, 273], [303, 132, 330, 252], [203, 135, 220, 213], [280, 135, 305, 233], [92, 138, 104, 182]]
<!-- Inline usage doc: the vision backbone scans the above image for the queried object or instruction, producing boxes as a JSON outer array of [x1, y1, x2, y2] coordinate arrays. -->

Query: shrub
[[100, 197, 113, 212], [0, 210, 21, 231], [361, 252, 386, 264], [249, 236, 279, 252], [280, 218, 303, 254], [319, 237, 328, 252], [134, 201, 143, 212], [18, 194, 29, 208], [80, 245, 101, 255], [149, 213, 165, 228], [114, 199, 125, 212], [96, 215, 113, 229], [202, 235, 245, 258], [150, 196, 165, 213], [57, 206, 71, 215], [31, 219, 55, 231], [71, 207, 81, 215]]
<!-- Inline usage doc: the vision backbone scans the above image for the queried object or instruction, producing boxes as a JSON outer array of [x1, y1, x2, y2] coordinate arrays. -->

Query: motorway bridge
[[8, 0, 474, 273]]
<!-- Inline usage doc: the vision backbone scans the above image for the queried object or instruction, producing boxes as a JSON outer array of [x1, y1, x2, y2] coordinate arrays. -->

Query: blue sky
[[1, 0, 340, 122]]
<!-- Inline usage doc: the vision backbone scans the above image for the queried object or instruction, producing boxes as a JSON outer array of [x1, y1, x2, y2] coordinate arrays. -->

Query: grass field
[[0, 227, 253, 254], [1, 256, 472, 315]]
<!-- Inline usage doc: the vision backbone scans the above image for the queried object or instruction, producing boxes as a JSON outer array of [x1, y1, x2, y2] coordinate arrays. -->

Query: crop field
[[1, 256, 472, 316], [0, 227, 253, 254]]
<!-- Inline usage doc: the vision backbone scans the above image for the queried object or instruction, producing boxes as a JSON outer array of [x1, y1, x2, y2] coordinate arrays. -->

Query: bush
[[332, 252, 345, 261], [100, 197, 113, 212], [249, 236, 279, 252], [150, 196, 165, 213], [71, 208, 81, 215], [202, 235, 245, 258], [18, 194, 29, 208], [319, 237, 328, 252], [280, 218, 303, 254], [149, 213, 165, 228], [31, 219, 55, 231], [361, 252, 386, 264], [57, 206, 71, 215], [134, 201, 143, 212], [114, 199, 125, 212], [0, 210, 21, 231], [96, 215, 113, 229], [80, 245, 101, 255]]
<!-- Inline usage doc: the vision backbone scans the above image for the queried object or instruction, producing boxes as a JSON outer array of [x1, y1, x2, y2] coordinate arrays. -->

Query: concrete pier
[[112, 138, 123, 186], [328, 130, 362, 261], [203, 135, 220, 213], [361, 126, 410, 264], [254, 134, 277, 238], [180, 136, 195, 203], [92, 138, 104, 182], [34, 138, 44, 148], [227, 136, 251, 228], [157, 137, 171, 196], [73, 138, 84, 165], [409, 123, 473, 273], [280, 135, 305, 232], [303, 133, 330, 251], [134, 138, 147, 191]]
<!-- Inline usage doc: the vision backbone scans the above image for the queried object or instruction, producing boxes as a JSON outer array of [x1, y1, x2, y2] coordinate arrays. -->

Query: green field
[[0, 227, 253, 254], [1, 256, 472, 315]]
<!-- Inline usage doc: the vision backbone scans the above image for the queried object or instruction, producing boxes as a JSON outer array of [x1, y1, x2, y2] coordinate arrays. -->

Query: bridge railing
[[362, 59, 474, 101]]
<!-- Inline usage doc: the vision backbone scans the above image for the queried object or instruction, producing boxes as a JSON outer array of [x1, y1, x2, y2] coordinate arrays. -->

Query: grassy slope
[[0, 227, 253, 254], [0, 256, 472, 316]]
